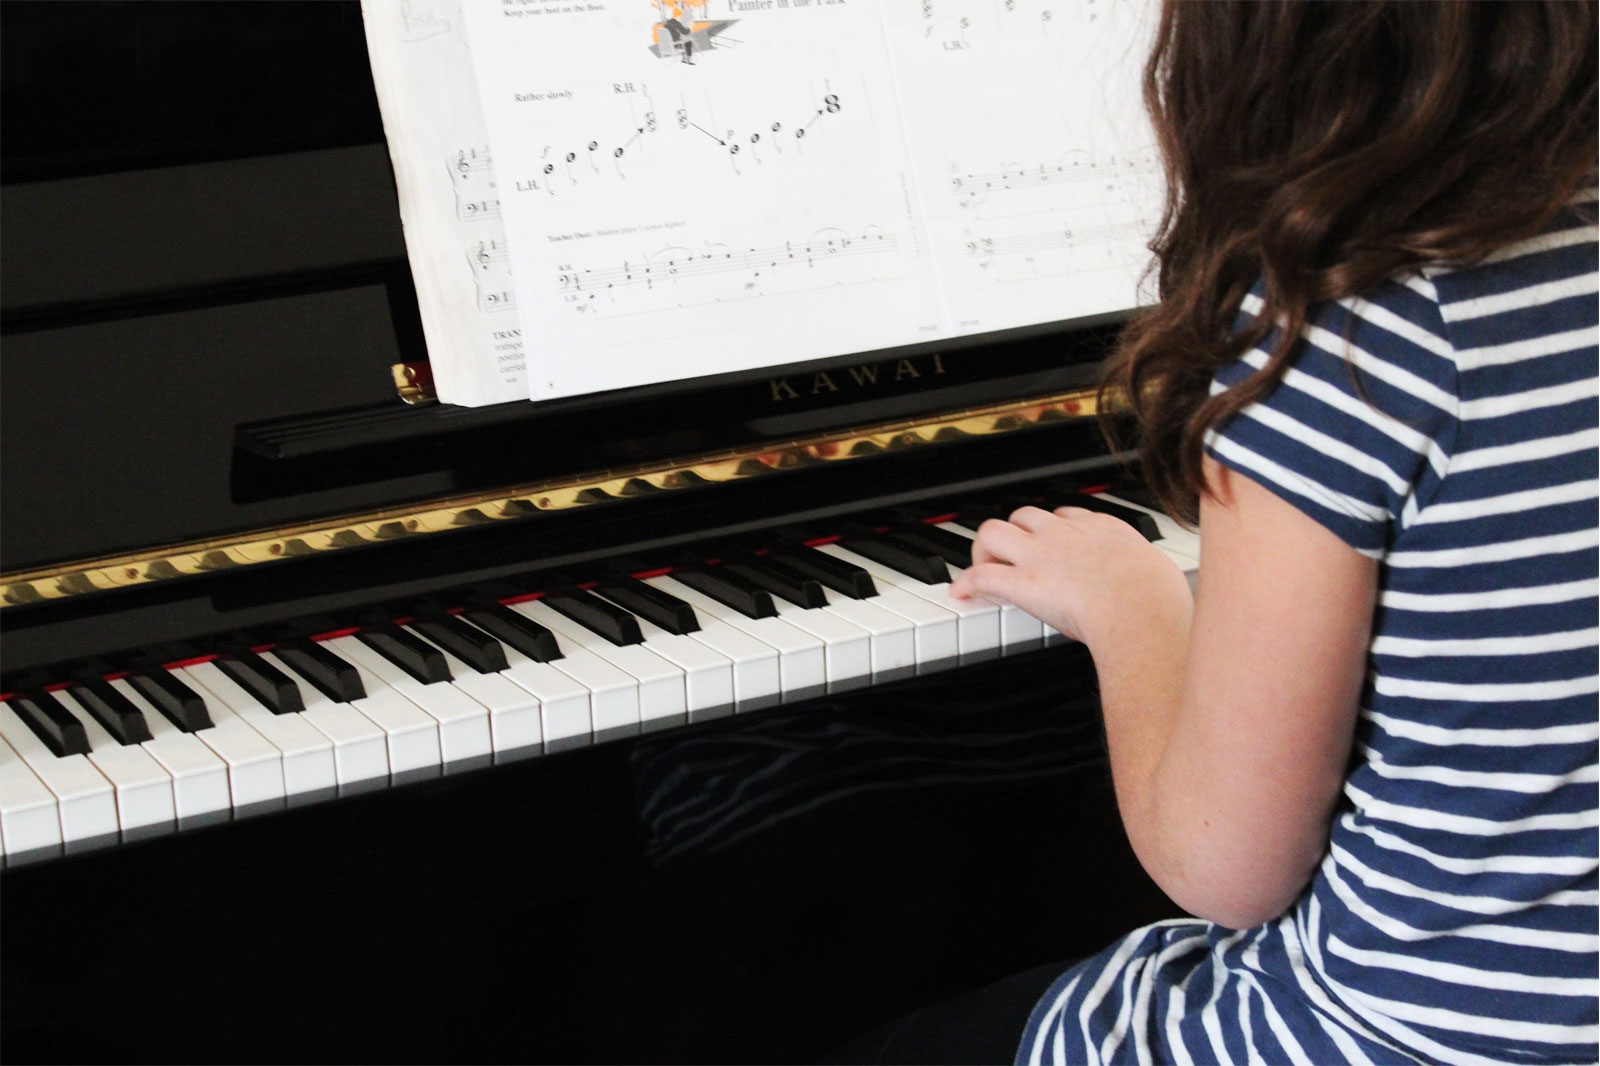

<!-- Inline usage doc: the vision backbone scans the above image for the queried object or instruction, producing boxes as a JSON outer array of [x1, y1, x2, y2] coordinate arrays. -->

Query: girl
[[948, 2, 1598, 1063]]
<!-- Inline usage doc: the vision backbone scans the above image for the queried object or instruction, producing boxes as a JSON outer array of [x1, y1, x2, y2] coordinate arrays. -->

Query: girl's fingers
[[1006, 505, 1058, 532], [949, 561, 1026, 604], [969, 517, 1032, 567]]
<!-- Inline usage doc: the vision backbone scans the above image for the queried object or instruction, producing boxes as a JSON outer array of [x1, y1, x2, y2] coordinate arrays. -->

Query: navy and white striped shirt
[[1019, 197, 1598, 1065]]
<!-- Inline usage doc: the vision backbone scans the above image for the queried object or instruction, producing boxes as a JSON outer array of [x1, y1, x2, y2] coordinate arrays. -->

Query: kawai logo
[[767, 353, 948, 403]]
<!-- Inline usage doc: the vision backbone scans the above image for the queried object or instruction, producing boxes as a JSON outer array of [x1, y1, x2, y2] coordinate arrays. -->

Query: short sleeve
[[1203, 277, 1460, 557]]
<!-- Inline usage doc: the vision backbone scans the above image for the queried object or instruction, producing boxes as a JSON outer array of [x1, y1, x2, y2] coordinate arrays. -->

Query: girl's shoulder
[[1421, 190, 1599, 335]]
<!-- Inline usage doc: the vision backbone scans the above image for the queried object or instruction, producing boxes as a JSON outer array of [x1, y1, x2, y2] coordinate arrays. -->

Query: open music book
[[363, 0, 1160, 407]]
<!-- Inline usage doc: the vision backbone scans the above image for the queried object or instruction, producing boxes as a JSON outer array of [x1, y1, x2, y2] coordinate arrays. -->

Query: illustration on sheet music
[[646, 0, 738, 64]]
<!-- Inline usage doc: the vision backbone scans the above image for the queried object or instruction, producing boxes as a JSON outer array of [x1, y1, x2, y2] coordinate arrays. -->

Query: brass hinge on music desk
[[391, 362, 438, 405]]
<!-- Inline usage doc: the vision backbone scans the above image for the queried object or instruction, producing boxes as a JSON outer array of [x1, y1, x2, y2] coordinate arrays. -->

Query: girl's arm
[[950, 459, 1376, 928]]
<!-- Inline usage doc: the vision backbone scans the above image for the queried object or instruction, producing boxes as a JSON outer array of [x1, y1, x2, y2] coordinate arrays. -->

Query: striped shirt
[[1019, 197, 1599, 1065]]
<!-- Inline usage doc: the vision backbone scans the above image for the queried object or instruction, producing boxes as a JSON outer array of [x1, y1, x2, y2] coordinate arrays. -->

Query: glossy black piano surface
[[0, 3, 1179, 1061]]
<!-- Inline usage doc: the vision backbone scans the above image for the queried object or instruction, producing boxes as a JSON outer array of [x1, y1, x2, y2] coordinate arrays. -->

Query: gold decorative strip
[[1, 388, 1099, 607]]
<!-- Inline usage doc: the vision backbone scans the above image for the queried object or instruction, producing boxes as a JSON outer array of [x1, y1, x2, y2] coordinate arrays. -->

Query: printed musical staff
[[964, 220, 1128, 259], [514, 85, 851, 195], [556, 229, 898, 307], [950, 155, 1151, 201], [467, 238, 516, 312], [447, 145, 502, 221]]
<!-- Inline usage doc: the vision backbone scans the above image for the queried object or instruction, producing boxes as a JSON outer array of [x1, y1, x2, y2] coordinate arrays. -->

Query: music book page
[[371, 0, 1159, 405], [362, 1, 528, 406]]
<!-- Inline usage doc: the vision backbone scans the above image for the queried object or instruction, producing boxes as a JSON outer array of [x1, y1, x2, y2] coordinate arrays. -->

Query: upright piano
[[0, 3, 1183, 1061]]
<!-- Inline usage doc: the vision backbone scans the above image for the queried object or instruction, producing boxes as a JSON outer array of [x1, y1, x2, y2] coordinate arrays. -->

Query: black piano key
[[355, 622, 452, 685], [671, 567, 778, 619], [766, 547, 878, 599], [67, 677, 153, 745], [949, 498, 1014, 531], [215, 648, 305, 715], [9, 689, 92, 757], [882, 526, 976, 568], [459, 603, 563, 663], [542, 589, 645, 646], [838, 537, 950, 585], [1110, 479, 1163, 512], [950, 495, 1052, 533], [1049, 490, 1162, 541], [722, 554, 828, 609], [272, 638, 366, 703], [126, 668, 213, 733], [594, 578, 700, 635], [408, 613, 509, 675]]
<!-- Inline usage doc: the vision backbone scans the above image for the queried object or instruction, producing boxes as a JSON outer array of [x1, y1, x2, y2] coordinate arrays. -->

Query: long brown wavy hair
[[1104, 0, 1597, 523]]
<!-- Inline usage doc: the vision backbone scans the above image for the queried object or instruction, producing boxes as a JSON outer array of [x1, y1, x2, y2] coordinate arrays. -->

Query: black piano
[[0, 4, 1180, 1062]]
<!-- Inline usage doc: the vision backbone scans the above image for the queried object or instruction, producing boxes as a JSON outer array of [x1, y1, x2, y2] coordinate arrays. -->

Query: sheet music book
[[364, 0, 1160, 407]]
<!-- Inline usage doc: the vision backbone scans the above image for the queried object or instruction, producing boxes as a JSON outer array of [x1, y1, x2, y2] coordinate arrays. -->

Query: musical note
[[516, 87, 851, 195]]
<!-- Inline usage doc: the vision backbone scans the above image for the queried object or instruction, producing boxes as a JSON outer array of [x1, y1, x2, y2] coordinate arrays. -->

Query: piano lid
[[0, 1, 1121, 593]]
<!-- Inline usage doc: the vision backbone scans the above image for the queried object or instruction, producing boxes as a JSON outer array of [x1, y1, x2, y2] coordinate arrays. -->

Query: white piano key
[[109, 678, 232, 821], [491, 646, 592, 750], [55, 690, 175, 834], [817, 544, 1003, 661], [588, 590, 736, 721], [142, 670, 284, 808], [421, 641, 546, 757], [821, 566, 961, 669], [258, 651, 389, 786], [0, 704, 118, 845], [814, 591, 920, 682], [374, 617, 505, 758], [0, 735, 63, 856], [769, 597, 874, 692], [333, 636, 492, 765], [321, 637, 444, 774], [671, 614, 782, 712], [182, 662, 337, 800], [518, 600, 686, 727], [503, 601, 641, 737], [646, 575, 828, 701]]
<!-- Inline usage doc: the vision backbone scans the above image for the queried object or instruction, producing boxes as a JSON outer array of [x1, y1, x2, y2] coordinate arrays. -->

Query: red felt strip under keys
[[309, 626, 363, 643], [162, 654, 219, 670]]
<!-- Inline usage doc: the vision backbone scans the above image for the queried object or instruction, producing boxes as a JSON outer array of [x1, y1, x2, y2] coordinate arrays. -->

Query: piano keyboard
[[0, 489, 1199, 863]]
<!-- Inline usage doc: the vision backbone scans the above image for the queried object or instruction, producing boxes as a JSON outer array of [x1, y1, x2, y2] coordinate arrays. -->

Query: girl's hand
[[949, 506, 1192, 648]]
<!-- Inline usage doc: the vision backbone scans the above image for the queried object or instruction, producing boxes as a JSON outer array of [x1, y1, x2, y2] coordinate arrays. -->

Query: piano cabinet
[[0, 3, 1183, 1060]]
